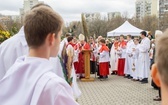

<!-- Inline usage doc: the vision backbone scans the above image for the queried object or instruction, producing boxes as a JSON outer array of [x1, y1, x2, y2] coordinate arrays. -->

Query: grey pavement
[[77, 75, 161, 105]]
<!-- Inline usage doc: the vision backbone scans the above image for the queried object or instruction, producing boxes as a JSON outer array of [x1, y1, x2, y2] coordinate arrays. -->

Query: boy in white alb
[[0, 6, 78, 105], [0, 3, 50, 79], [131, 38, 140, 81], [66, 36, 81, 99], [138, 31, 150, 84], [124, 35, 134, 78]]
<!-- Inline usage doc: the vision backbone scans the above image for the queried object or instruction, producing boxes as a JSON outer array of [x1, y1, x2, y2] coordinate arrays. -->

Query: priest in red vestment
[[76, 34, 90, 79]]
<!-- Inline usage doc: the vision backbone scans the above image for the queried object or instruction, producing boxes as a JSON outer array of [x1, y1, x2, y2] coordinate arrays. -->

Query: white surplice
[[58, 38, 68, 57], [0, 27, 28, 79], [131, 44, 140, 79], [120, 47, 127, 58], [110, 44, 118, 71], [49, 57, 64, 79], [124, 40, 134, 76], [0, 56, 79, 105], [137, 37, 150, 79], [99, 51, 110, 63]]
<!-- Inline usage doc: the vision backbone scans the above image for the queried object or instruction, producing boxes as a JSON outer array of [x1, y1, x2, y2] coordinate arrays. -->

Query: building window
[[30, 1, 33, 5]]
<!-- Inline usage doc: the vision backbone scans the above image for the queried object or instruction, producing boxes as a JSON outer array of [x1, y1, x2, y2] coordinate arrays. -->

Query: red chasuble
[[76, 42, 90, 74]]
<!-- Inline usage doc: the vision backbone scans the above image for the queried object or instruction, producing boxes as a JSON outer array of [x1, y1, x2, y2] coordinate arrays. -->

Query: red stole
[[66, 42, 75, 48], [73, 44, 78, 50], [79, 42, 90, 51]]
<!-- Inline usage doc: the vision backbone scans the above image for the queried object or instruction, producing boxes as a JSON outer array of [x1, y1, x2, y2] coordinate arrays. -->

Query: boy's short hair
[[100, 39, 106, 44], [24, 6, 63, 48], [127, 35, 132, 38], [115, 37, 119, 41], [67, 36, 73, 42], [31, 3, 51, 10], [120, 35, 124, 38], [133, 38, 139, 42], [134, 38, 139, 42], [141, 31, 147, 36], [155, 29, 168, 86]]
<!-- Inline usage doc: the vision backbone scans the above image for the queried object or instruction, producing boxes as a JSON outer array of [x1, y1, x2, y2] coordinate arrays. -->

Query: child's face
[[134, 40, 138, 45], [100, 42, 104, 45], [50, 30, 62, 57], [120, 37, 124, 41], [126, 36, 130, 41]]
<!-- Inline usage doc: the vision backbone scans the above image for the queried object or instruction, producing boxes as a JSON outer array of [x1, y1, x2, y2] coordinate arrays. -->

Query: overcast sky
[[0, 0, 136, 22]]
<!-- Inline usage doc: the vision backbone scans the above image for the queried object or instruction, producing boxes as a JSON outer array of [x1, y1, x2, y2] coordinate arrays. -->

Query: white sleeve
[[139, 39, 150, 53], [126, 45, 130, 54], [0, 45, 6, 79], [37, 78, 79, 105], [55, 87, 79, 105], [126, 42, 134, 54]]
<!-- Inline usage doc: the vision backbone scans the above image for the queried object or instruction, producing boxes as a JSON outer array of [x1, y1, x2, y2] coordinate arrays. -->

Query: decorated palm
[[58, 43, 73, 86], [81, 13, 89, 42]]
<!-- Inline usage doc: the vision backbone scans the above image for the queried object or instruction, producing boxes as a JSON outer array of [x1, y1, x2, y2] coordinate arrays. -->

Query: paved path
[[77, 75, 160, 105]]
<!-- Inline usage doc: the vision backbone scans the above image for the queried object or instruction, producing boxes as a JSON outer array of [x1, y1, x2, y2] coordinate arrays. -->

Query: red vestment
[[76, 42, 90, 74]]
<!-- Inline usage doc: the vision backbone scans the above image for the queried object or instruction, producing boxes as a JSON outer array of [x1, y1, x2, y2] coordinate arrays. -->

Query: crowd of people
[[0, 2, 168, 105], [110, 32, 151, 84], [59, 30, 154, 84], [67, 31, 151, 83]]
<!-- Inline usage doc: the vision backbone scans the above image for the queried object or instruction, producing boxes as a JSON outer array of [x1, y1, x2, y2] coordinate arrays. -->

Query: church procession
[[1, 1, 168, 105]]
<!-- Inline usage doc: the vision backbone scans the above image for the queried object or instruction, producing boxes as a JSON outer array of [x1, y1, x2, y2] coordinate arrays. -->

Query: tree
[[0, 22, 6, 31], [141, 15, 158, 34], [159, 13, 168, 31], [63, 13, 162, 39]]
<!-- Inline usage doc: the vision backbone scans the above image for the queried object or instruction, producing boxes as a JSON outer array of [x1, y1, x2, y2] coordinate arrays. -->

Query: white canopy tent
[[107, 21, 145, 37]]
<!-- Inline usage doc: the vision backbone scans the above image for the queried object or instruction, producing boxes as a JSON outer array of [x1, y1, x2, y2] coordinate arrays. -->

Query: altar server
[[0, 3, 51, 79], [0, 6, 78, 105], [99, 39, 110, 80], [110, 38, 120, 75], [117, 35, 127, 76], [131, 38, 140, 81], [66, 36, 81, 99], [124, 35, 134, 78], [138, 31, 150, 83]]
